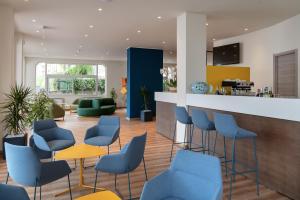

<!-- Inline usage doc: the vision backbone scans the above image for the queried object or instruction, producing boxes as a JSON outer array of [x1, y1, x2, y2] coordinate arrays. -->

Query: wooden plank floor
[[0, 109, 290, 200]]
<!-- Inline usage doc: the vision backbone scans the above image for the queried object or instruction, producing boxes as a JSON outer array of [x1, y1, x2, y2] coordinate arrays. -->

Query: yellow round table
[[75, 191, 121, 200], [54, 143, 106, 197]]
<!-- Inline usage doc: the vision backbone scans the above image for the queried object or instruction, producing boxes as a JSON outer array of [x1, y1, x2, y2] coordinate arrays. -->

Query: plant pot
[[141, 110, 153, 122], [2, 133, 28, 160]]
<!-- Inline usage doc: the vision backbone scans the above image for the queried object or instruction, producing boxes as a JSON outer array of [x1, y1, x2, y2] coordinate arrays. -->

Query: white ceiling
[[1, 0, 300, 61]]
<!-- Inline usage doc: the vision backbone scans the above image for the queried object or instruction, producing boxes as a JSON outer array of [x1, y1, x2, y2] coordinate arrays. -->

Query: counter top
[[155, 92, 300, 122]]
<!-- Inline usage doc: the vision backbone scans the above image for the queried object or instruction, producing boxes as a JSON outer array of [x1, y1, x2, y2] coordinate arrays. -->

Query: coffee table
[[54, 143, 106, 197], [75, 191, 121, 200]]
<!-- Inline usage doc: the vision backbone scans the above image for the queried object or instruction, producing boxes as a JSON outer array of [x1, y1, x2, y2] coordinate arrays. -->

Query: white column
[[176, 12, 207, 142], [0, 5, 15, 150], [15, 33, 25, 85]]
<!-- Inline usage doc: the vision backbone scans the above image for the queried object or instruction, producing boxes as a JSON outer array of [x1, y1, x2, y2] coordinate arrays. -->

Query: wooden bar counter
[[155, 92, 300, 200]]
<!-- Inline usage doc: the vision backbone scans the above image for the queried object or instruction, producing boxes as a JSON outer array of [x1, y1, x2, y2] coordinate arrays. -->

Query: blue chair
[[141, 150, 223, 200], [214, 112, 259, 200], [84, 116, 121, 154], [94, 133, 148, 199], [0, 184, 30, 200], [32, 119, 75, 159], [170, 106, 193, 161], [191, 109, 216, 154], [5, 143, 73, 200]]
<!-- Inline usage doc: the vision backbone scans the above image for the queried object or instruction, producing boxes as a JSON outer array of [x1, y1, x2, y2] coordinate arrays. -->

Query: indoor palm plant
[[1, 84, 31, 159], [140, 86, 152, 122]]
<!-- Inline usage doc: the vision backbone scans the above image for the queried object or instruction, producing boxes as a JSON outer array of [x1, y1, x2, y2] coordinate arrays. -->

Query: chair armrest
[[85, 126, 98, 140], [33, 134, 51, 151], [56, 128, 75, 141], [95, 153, 128, 174], [140, 171, 172, 200]]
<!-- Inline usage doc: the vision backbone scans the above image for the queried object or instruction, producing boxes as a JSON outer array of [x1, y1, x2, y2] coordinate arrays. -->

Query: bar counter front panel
[[155, 94, 300, 200]]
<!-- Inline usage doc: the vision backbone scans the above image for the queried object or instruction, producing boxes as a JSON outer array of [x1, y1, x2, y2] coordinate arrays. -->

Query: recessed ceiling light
[[157, 16, 162, 19], [244, 28, 249, 31], [84, 34, 88, 38], [89, 25, 94, 29], [40, 42, 44, 46], [212, 38, 216, 41], [36, 30, 40, 33], [32, 19, 37, 23], [24, 0, 29, 2], [137, 30, 141, 33], [98, 8, 103, 12], [206, 23, 209, 26], [126, 38, 130, 41], [79, 45, 83, 48], [162, 41, 166, 44]]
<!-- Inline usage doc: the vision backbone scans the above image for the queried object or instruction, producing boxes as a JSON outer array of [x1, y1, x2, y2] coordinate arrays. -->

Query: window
[[36, 63, 106, 95]]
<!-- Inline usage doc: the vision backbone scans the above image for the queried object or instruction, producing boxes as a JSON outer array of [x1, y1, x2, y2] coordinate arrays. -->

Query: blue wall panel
[[127, 47, 163, 118]]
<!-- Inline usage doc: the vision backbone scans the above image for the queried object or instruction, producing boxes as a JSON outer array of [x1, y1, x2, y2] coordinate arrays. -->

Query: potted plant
[[1, 85, 31, 159], [110, 88, 118, 107], [140, 86, 152, 122]]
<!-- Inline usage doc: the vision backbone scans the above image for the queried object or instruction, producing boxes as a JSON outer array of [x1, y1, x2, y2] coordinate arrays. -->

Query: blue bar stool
[[191, 109, 216, 154], [214, 112, 259, 200], [170, 106, 193, 161]]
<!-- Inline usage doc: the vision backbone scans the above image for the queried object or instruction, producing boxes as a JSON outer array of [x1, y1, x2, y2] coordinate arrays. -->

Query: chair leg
[[170, 121, 177, 162], [189, 124, 194, 150], [207, 131, 210, 155], [74, 159, 77, 169], [107, 145, 110, 154], [39, 186, 41, 200], [118, 137, 122, 150], [127, 173, 132, 200], [213, 131, 218, 156], [223, 136, 228, 176], [5, 173, 9, 184], [94, 171, 99, 193], [34, 180, 37, 200], [253, 138, 260, 196], [114, 174, 117, 189], [142, 156, 148, 181], [68, 174, 72, 200], [229, 138, 236, 200], [201, 130, 204, 153], [204, 131, 207, 154]]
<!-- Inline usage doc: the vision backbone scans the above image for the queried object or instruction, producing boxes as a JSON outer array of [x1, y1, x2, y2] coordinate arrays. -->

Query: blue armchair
[[5, 143, 73, 200], [84, 116, 121, 154], [140, 150, 223, 200], [0, 184, 30, 200], [94, 133, 148, 199], [32, 119, 75, 158]]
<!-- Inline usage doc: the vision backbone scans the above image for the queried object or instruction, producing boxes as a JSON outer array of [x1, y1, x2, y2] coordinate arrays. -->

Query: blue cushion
[[84, 136, 112, 146], [47, 140, 75, 151]]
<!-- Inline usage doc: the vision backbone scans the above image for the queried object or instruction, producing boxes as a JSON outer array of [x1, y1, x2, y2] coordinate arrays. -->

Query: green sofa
[[77, 98, 116, 117]]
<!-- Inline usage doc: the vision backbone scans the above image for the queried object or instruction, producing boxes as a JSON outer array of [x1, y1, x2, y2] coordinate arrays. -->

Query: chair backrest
[[5, 143, 41, 187], [191, 109, 213, 130], [171, 150, 222, 186], [78, 99, 93, 108], [98, 116, 120, 126], [214, 112, 238, 138], [175, 106, 191, 124], [123, 132, 147, 172], [0, 184, 30, 200], [33, 119, 57, 132]]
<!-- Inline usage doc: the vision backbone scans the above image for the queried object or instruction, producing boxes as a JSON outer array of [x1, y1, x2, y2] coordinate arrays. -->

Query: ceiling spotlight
[[157, 16, 162, 19], [84, 34, 88, 38], [137, 30, 141, 33], [36, 30, 40, 33], [244, 28, 249, 31], [79, 45, 83, 48], [89, 25, 94, 29], [32, 19, 37, 23], [162, 41, 166, 44], [206, 23, 209, 26], [40, 42, 44, 46], [24, 0, 29, 2], [126, 38, 130, 41], [98, 8, 103, 12], [212, 38, 216, 41]]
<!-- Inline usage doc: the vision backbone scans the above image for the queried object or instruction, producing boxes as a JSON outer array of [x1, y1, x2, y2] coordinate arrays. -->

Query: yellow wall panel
[[206, 66, 250, 91]]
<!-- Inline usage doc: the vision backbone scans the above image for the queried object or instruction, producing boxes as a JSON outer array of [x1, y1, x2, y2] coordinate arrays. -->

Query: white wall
[[24, 57, 127, 106], [214, 14, 300, 96], [0, 6, 15, 151]]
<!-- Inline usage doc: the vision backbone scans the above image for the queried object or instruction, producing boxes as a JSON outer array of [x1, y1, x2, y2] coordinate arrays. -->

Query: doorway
[[274, 49, 298, 98]]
